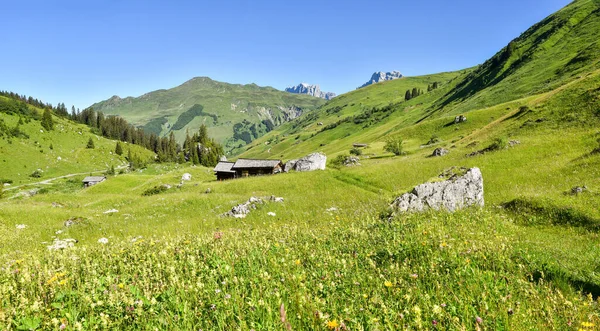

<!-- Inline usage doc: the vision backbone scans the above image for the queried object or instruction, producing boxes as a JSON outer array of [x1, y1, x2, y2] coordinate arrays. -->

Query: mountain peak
[[359, 71, 403, 89], [285, 83, 336, 100]]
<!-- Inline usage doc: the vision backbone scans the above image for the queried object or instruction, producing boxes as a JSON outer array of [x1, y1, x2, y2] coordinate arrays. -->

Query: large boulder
[[283, 159, 297, 173], [431, 148, 449, 157], [454, 115, 467, 123], [391, 167, 484, 212], [181, 173, 192, 181], [294, 153, 327, 172]]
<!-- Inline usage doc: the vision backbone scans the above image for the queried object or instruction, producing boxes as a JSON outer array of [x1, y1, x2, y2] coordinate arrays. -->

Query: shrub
[[0, 188, 4, 199], [488, 136, 508, 151], [0, 179, 13, 184], [142, 185, 169, 196], [30, 169, 43, 178], [426, 134, 441, 145], [86, 137, 95, 149], [349, 147, 362, 156], [384, 136, 404, 156], [331, 154, 349, 168]]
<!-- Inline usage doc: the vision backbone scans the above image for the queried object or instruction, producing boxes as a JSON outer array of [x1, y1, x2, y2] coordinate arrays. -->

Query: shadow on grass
[[527, 262, 600, 299], [503, 198, 600, 231]]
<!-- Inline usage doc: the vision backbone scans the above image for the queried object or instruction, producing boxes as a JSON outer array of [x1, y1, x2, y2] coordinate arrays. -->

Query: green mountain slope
[[239, 0, 600, 161], [0, 96, 153, 188], [90, 77, 326, 152]]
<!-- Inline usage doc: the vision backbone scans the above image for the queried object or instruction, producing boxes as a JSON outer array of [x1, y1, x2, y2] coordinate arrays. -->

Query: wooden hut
[[82, 176, 106, 187], [214, 161, 236, 181]]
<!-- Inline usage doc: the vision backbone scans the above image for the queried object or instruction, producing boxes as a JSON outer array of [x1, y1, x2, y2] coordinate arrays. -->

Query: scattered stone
[[267, 212, 276, 217], [103, 209, 118, 214], [391, 167, 484, 213], [205, 188, 212, 194], [55, 230, 63, 235], [294, 153, 327, 172], [269, 195, 284, 202], [57, 156, 62, 161], [317, 122, 324, 126], [225, 196, 264, 218], [177, 181, 184, 188], [162, 184, 172, 189], [181, 173, 192, 181], [343, 156, 361, 167], [454, 115, 467, 124], [15, 224, 27, 230], [326, 207, 338, 212], [508, 140, 520, 147], [431, 148, 449, 157], [52, 202, 64, 208], [98, 238, 109, 244], [3, 183, 10, 187], [570, 186, 588, 195], [64, 217, 85, 227], [47, 238, 77, 251]]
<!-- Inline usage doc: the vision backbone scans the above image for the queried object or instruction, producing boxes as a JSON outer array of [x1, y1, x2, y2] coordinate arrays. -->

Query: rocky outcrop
[[359, 71, 403, 88], [225, 197, 264, 218], [391, 167, 484, 212], [285, 83, 336, 100], [343, 156, 361, 167], [454, 115, 467, 123], [287, 153, 327, 172]]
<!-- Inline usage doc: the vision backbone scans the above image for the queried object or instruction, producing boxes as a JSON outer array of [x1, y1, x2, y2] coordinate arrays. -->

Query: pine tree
[[41, 108, 54, 131], [86, 137, 95, 149], [411, 88, 419, 99], [405, 90, 412, 101], [115, 141, 123, 155]]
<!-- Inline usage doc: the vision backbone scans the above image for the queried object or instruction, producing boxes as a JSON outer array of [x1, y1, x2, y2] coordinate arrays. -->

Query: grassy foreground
[[1, 209, 599, 330]]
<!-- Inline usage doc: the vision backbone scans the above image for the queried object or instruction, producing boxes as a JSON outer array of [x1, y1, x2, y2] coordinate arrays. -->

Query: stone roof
[[82, 176, 106, 183], [232, 159, 282, 169], [214, 161, 235, 173]]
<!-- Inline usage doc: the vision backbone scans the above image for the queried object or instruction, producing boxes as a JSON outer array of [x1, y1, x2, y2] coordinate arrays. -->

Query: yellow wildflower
[[384, 281, 393, 288], [295, 259, 301, 266], [581, 321, 594, 327], [327, 320, 339, 329], [118, 283, 125, 289]]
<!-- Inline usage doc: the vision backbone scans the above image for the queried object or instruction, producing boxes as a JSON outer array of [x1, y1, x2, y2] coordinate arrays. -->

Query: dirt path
[[4, 166, 127, 191]]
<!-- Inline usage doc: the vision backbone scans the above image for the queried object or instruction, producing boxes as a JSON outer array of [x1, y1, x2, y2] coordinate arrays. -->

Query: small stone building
[[82, 176, 106, 187]]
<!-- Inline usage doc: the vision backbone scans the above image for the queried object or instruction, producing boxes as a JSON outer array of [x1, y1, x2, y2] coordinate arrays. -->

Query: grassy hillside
[[2, 0, 600, 329], [90, 77, 326, 152], [0, 96, 154, 188]]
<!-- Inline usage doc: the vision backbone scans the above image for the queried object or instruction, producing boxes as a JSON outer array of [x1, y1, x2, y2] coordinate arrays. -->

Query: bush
[[86, 137, 95, 149], [331, 154, 349, 168], [384, 136, 404, 156], [142, 185, 169, 196], [488, 136, 508, 151], [30, 169, 43, 178], [349, 147, 362, 156], [426, 134, 441, 145], [0, 179, 13, 184], [105, 165, 116, 176]]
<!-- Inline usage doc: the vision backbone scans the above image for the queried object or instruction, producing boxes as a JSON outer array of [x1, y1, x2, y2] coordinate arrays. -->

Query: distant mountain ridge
[[285, 83, 336, 100], [90, 77, 326, 154], [359, 71, 403, 88]]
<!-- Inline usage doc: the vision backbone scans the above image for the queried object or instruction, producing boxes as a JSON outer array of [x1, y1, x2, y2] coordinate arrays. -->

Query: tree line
[[0, 90, 224, 167]]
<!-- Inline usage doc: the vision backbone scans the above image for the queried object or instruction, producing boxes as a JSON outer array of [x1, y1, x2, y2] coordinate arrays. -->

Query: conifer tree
[[41, 108, 54, 131], [86, 137, 95, 149], [115, 141, 123, 155], [405, 90, 412, 101]]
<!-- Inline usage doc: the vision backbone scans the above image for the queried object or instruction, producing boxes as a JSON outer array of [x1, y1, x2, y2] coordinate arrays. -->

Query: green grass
[[2, 0, 600, 329]]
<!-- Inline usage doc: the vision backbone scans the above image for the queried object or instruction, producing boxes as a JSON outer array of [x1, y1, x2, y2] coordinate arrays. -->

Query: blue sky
[[1, 0, 570, 109]]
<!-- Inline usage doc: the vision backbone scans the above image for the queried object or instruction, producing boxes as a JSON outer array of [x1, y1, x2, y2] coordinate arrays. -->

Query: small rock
[[3, 183, 10, 187], [181, 173, 192, 181], [454, 115, 467, 123], [326, 207, 338, 212], [508, 140, 520, 147], [269, 195, 284, 202], [162, 184, 172, 189], [52, 202, 64, 208], [55, 230, 63, 235], [15, 224, 27, 230], [431, 148, 449, 157], [98, 238, 109, 244], [205, 188, 212, 194], [103, 209, 118, 214], [267, 212, 276, 217], [570, 186, 588, 195], [57, 156, 62, 161], [343, 156, 361, 167]]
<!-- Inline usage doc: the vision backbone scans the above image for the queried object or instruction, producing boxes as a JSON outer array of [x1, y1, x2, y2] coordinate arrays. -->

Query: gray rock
[[219, 155, 228, 162], [509, 140, 520, 147], [205, 188, 212, 194], [343, 156, 361, 167], [454, 115, 467, 123], [269, 195, 284, 203], [284, 159, 298, 173], [285, 83, 336, 100], [294, 153, 327, 172], [358, 71, 403, 89], [181, 173, 192, 181], [226, 196, 264, 218], [391, 167, 484, 213], [570, 186, 588, 195], [432, 148, 449, 157], [162, 184, 172, 189]]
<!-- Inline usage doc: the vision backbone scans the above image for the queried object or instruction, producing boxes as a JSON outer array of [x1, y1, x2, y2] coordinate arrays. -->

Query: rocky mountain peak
[[285, 83, 336, 100], [358, 71, 403, 89]]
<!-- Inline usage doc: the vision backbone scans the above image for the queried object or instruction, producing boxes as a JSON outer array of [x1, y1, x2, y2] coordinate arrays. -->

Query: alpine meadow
[[1, 0, 600, 330]]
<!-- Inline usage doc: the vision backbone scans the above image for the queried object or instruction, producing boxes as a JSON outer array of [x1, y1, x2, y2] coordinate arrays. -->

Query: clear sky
[[1, 0, 570, 110]]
